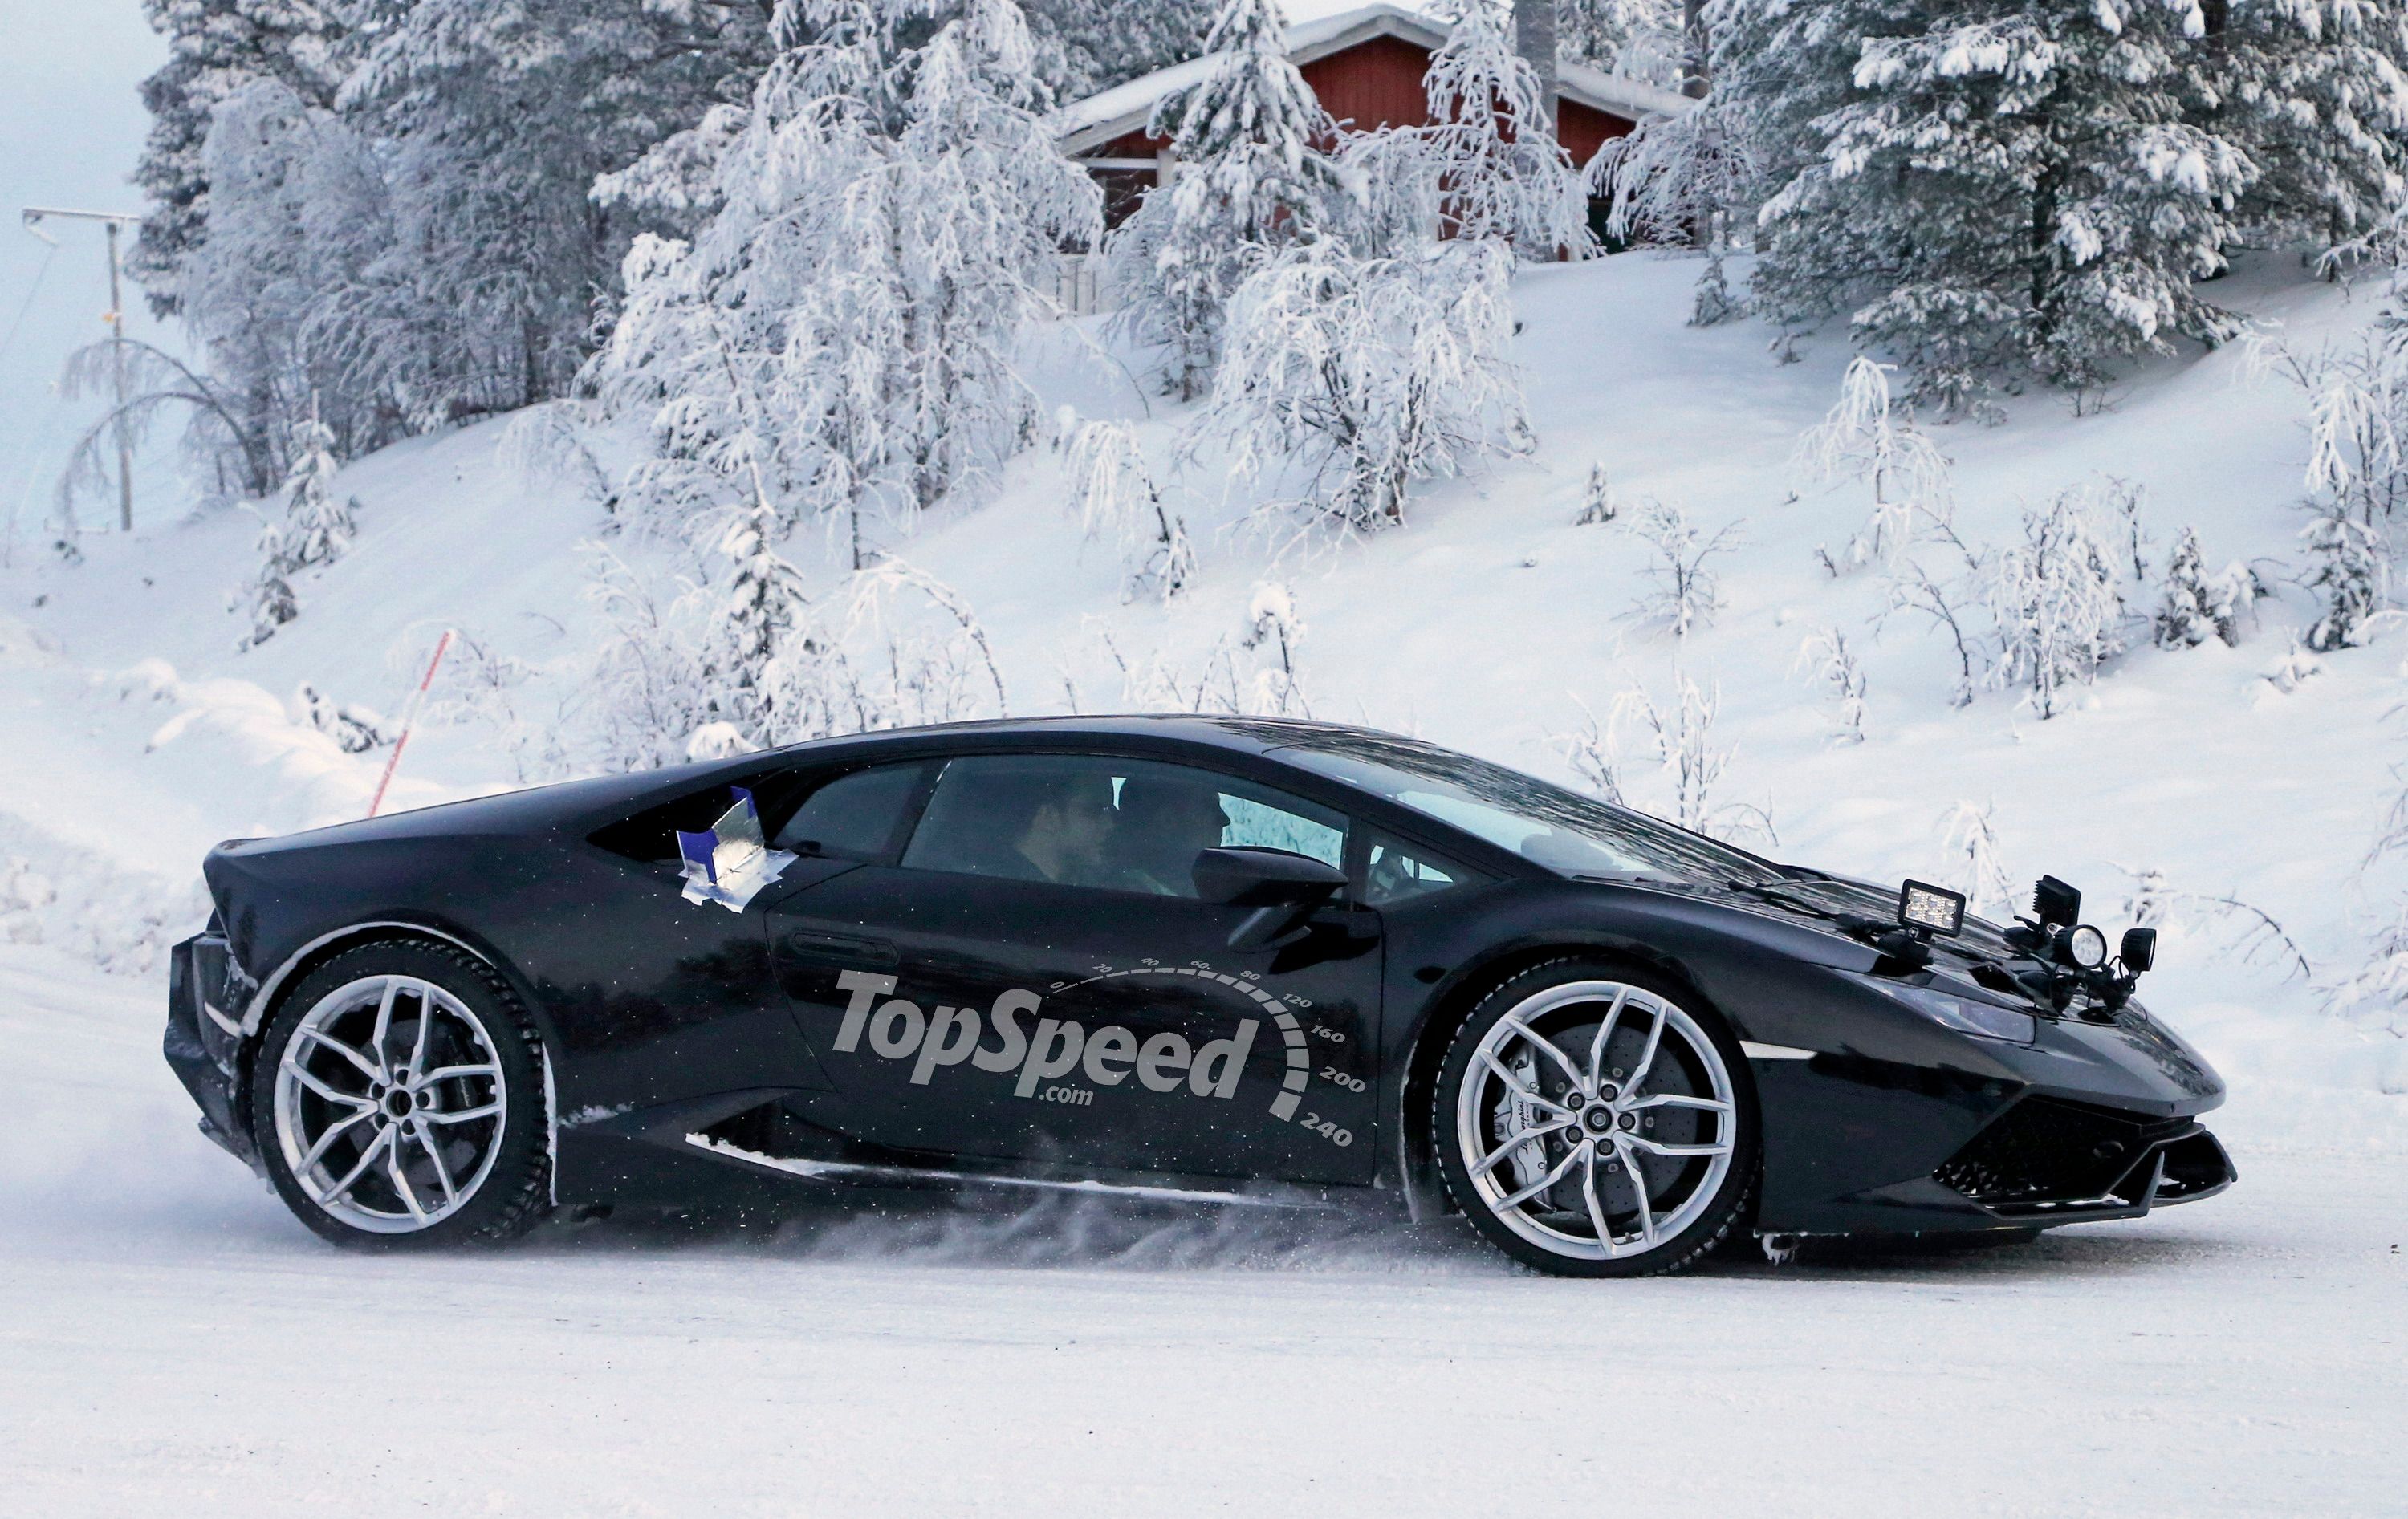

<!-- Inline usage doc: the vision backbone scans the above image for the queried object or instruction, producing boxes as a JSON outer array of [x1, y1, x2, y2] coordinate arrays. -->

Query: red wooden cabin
[[1052, 2, 1691, 229]]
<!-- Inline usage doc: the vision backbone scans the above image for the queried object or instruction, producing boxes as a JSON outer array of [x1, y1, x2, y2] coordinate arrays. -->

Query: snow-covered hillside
[[5, 250, 2402, 1111], [6, 235, 2408, 1517]]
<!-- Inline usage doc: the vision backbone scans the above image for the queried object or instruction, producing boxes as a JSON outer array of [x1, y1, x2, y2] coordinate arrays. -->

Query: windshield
[[1274, 735, 1784, 886]]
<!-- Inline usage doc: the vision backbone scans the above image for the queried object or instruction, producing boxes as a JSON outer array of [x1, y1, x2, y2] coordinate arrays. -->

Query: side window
[[1363, 830, 1479, 908], [899, 754, 1346, 897], [772, 763, 930, 859]]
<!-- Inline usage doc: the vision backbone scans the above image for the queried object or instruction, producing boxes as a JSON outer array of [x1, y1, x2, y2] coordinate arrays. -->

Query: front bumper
[[1752, 976, 2236, 1237], [165, 929, 262, 1171]]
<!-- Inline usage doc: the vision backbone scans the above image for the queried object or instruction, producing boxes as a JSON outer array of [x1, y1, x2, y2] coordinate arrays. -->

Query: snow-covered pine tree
[[240, 511, 303, 650], [1024, 0, 1218, 98], [1747, 1, 2256, 413], [1983, 485, 2129, 717], [334, 0, 769, 431], [699, 502, 832, 751], [279, 404, 356, 569], [1104, 0, 1353, 400], [1190, 238, 1532, 531], [1558, 0, 1683, 84], [1792, 355, 1950, 572], [1576, 461, 1619, 524], [2300, 504, 2391, 651], [2199, 0, 2408, 254], [2152, 525, 2255, 648], [1064, 420, 1198, 600], [1421, 0, 1595, 258]]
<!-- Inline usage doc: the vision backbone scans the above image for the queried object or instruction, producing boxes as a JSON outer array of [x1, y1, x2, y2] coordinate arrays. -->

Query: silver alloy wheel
[[271, 974, 507, 1235], [1454, 979, 1736, 1263]]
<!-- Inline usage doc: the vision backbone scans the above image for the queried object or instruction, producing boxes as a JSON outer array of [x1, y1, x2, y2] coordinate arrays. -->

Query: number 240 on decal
[[1296, 1111, 1352, 1147]]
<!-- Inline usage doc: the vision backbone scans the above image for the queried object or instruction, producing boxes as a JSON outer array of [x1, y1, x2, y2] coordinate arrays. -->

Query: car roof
[[769, 713, 1401, 762]]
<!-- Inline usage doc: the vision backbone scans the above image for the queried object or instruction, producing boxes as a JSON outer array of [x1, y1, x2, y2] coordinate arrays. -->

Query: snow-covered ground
[[2, 248, 2406, 1509], [2, 945, 2402, 1515]]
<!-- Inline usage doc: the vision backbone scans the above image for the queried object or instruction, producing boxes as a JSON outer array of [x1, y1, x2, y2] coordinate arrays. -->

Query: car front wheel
[[251, 940, 551, 1248], [1435, 962, 1756, 1277]]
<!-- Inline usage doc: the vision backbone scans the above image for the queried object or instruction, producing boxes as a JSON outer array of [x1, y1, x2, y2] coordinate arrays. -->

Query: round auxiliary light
[[2054, 924, 2109, 970]]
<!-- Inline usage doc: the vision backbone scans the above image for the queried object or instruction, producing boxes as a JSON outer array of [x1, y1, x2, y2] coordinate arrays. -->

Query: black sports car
[[165, 717, 2235, 1276]]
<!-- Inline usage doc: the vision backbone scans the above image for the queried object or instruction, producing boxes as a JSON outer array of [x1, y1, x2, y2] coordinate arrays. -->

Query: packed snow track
[[0, 945, 2398, 1515]]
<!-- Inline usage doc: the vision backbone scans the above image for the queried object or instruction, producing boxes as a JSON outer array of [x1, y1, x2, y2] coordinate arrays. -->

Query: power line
[[0, 238, 60, 371]]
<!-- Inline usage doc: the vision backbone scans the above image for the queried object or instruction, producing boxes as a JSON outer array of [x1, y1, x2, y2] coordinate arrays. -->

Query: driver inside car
[[1107, 774, 1230, 896], [1005, 769, 1120, 887]]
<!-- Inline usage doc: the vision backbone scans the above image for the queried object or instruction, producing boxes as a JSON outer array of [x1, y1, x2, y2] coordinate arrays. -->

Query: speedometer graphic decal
[[1058, 962, 1314, 1120]]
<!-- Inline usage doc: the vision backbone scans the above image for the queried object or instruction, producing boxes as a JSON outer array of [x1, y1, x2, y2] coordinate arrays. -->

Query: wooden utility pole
[[21, 206, 143, 533]]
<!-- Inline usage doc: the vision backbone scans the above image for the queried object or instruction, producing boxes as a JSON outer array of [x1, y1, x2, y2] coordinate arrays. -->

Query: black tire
[[250, 940, 551, 1249], [1434, 959, 1758, 1278]]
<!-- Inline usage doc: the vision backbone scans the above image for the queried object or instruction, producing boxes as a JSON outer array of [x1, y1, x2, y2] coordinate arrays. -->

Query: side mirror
[[1193, 846, 1347, 952], [2120, 927, 2157, 973]]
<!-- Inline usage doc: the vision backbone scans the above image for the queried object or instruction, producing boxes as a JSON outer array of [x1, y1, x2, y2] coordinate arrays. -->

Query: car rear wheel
[[1435, 962, 1756, 1277], [251, 940, 551, 1248]]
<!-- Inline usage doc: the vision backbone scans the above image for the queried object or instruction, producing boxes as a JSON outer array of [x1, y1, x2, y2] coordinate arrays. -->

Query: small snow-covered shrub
[[1622, 496, 1741, 639], [1793, 626, 1868, 744], [1239, 581, 1308, 717], [1064, 420, 1196, 602], [1935, 801, 2015, 918], [1548, 697, 1627, 806], [1792, 356, 1949, 575], [1190, 238, 1531, 533], [2153, 526, 2259, 650], [1610, 673, 1774, 845], [1574, 462, 1620, 526], [291, 682, 388, 756], [1981, 486, 2129, 718]]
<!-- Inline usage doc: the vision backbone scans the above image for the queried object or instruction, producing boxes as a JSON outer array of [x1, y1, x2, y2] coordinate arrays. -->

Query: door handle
[[781, 929, 900, 970]]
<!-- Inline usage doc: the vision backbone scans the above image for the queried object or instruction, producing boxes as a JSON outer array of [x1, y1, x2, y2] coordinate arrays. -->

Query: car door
[[764, 751, 1382, 1186]]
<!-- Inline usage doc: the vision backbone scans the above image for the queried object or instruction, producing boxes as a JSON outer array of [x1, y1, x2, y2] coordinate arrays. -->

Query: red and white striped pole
[[367, 628, 454, 819]]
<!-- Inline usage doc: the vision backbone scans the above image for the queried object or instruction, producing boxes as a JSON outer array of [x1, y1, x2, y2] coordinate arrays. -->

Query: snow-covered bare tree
[[1188, 238, 1532, 532], [1982, 485, 2130, 717], [1064, 420, 1197, 600], [1421, 0, 1595, 258], [1104, 0, 1353, 400], [1611, 672, 1774, 843], [1792, 356, 1950, 573], [591, 0, 1102, 562], [2153, 526, 2258, 649], [832, 557, 1011, 730]]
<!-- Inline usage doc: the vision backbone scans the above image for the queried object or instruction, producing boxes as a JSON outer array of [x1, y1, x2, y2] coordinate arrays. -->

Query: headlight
[[2053, 924, 2108, 970], [1853, 975, 2037, 1044]]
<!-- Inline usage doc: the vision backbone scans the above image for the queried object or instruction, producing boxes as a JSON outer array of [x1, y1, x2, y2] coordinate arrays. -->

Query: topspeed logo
[[832, 969, 1258, 1101]]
